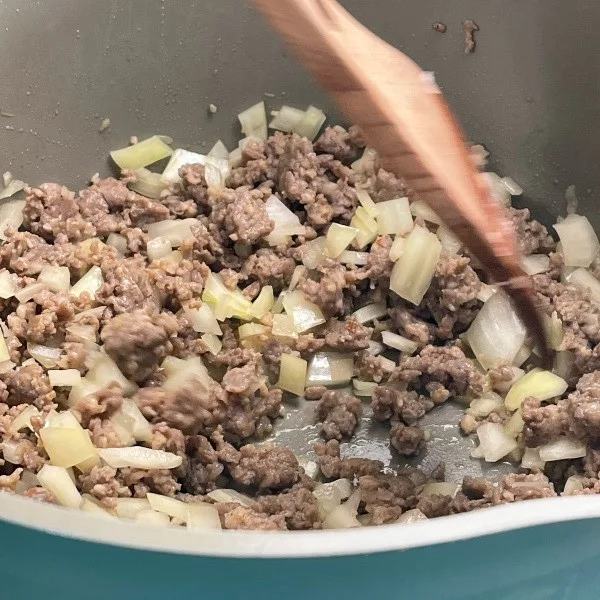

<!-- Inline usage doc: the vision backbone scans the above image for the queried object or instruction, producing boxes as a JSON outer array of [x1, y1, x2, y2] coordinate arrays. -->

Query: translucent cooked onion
[[238, 323, 270, 339], [69, 266, 103, 300], [568, 268, 600, 304], [476, 282, 497, 303], [202, 272, 254, 321], [350, 206, 378, 249], [388, 236, 406, 262], [207, 489, 254, 507], [563, 475, 586, 495], [238, 101, 268, 141], [338, 250, 369, 266], [390, 225, 441, 305], [512, 345, 531, 368], [129, 168, 167, 199], [40, 425, 97, 468], [375, 197, 413, 235], [37, 265, 71, 293], [436, 225, 462, 255], [468, 392, 503, 418], [521, 254, 551, 275], [229, 147, 243, 169], [352, 302, 387, 324], [466, 291, 526, 370], [162, 356, 211, 392], [521, 447, 545, 470], [272, 314, 298, 339], [277, 354, 307, 396], [352, 147, 378, 174], [269, 105, 305, 132], [282, 290, 326, 332], [0, 178, 26, 200], [161, 149, 206, 184], [86, 354, 138, 397], [187, 503, 222, 531], [0, 199, 26, 240], [503, 408, 525, 438], [306, 352, 354, 387], [504, 368, 568, 410], [10, 405, 39, 433], [288, 265, 306, 292], [208, 139, 229, 160], [0, 269, 16, 299], [301, 237, 327, 269], [355, 189, 379, 218], [410, 200, 442, 224], [538, 437, 587, 462], [114, 498, 152, 519], [204, 156, 230, 190], [322, 501, 362, 529], [147, 493, 189, 522], [37, 464, 82, 509], [134, 509, 171, 526], [554, 214, 600, 267], [396, 509, 428, 524], [119, 399, 153, 443], [201, 333, 222, 355], [501, 176, 523, 196], [264, 195, 305, 245], [325, 223, 359, 258], [15, 282, 46, 303], [147, 218, 197, 247], [27, 343, 62, 370], [111, 136, 173, 170], [250, 286, 274, 319], [481, 172, 511, 206], [554, 350, 575, 381], [293, 105, 326, 141], [352, 379, 378, 397], [475, 423, 518, 462], [147, 236, 173, 261], [183, 303, 222, 335], [48, 369, 81, 387], [98, 447, 182, 470], [313, 479, 353, 517], [421, 482, 460, 498], [381, 330, 418, 354]]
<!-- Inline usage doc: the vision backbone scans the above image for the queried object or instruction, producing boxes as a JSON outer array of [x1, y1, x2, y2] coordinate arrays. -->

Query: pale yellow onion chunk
[[277, 354, 307, 396], [504, 368, 568, 411]]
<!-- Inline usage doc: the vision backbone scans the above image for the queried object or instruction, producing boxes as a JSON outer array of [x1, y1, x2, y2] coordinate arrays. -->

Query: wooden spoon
[[253, 0, 550, 363]]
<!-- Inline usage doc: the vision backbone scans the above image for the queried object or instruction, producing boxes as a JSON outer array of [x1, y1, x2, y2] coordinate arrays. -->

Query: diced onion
[[0, 199, 26, 240], [161, 149, 206, 184], [147, 493, 189, 522], [352, 302, 387, 324], [81, 498, 114, 519], [504, 368, 568, 410], [352, 147, 378, 174], [410, 200, 442, 224], [147, 237, 173, 261], [201, 333, 222, 355], [40, 425, 97, 468], [466, 291, 526, 370], [183, 303, 222, 335], [238, 101, 268, 141], [554, 214, 600, 268], [229, 147, 243, 169], [204, 156, 230, 190], [277, 354, 307, 396], [208, 139, 230, 160], [352, 379, 378, 397], [512, 345, 531, 368], [36, 266, 70, 293], [69, 266, 103, 300], [482, 172, 511, 206], [301, 237, 327, 269], [350, 207, 378, 249], [129, 168, 167, 199], [521, 254, 550, 275], [397, 509, 428, 524], [162, 356, 211, 392], [202, 273, 254, 321], [325, 223, 359, 258], [288, 265, 306, 292], [134, 509, 171, 526], [565, 185, 578, 215], [521, 447, 545, 470], [272, 314, 298, 339], [476, 283, 497, 303], [206, 489, 254, 507], [475, 422, 518, 462], [390, 225, 441, 305], [147, 218, 197, 247], [355, 190, 379, 218], [436, 225, 462, 255], [37, 464, 82, 509], [15, 282, 46, 303], [503, 408, 524, 438], [10, 405, 39, 433], [98, 447, 182, 470], [250, 286, 274, 319], [567, 268, 600, 305], [0, 269, 16, 299], [86, 354, 138, 396], [381, 330, 418, 354], [120, 399, 153, 443], [313, 479, 353, 517], [264, 195, 305, 246], [0, 179, 26, 200], [114, 498, 152, 519], [375, 197, 413, 235], [538, 437, 587, 462], [238, 323, 270, 339], [293, 106, 326, 141], [306, 352, 354, 387], [563, 475, 586, 495], [338, 250, 369, 266], [26, 343, 60, 369], [501, 177, 524, 196], [388, 236, 406, 262], [421, 482, 461, 498], [554, 350, 575, 381], [282, 290, 326, 332], [111, 136, 173, 170], [269, 105, 305, 132], [322, 501, 361, 529], [468, 392, 503, 418], [48, 369, 81, 387], [187, 503, 222, 531]]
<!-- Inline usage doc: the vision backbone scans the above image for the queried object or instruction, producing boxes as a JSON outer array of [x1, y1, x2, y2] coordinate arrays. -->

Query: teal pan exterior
[[1, 516, 600, 600]]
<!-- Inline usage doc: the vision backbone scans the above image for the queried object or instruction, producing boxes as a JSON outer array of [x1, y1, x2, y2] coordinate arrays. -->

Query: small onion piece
[[381, 330, 418, 354], [208, 139, 229, 160], [264, 195, 305, 246], [410, 200, 442, 224], [338, 250, 369, 266], [38, 266, 71, 293], [375, 197, 413, 235], [352, 303, 387, 324], [521, 254, 551, 276], [40, 425, 97, 468], [10, 405, 39, 433], [352, 379, 378, 397], [466, 291, 526, 370], [110, 136, 173, 170], [421, 482, 461, 498], [312, 479, 353, 517], [147, 237, 173, 261], [475, 422, 518, 462], [277, 354, 307, 396], [467, 392, 503, 418], [538, 437, 587, 462], [129, 168, 167, 199], [147, 218, 197, 247], [396, 509, 428, 524], [503, 408, 525, 438], [436, 225, 462, 255], [272, 314, 298, 339], [187, 503, 222, 531], [81, 498, 114, 519], [322, 501, 362, 529], [98, 447, 182, 470], [350, 207, 378, 249], [388, 236, 406, 262], [0, 199, 26, 240], [120, 399, 153, 443], [390, 225, 441, 305], [306, 352, 354, 387], [0, 269, 16, 299], [563, 475, 586, 495], [504, 368, 568, 410], [282, 290, 326, 332], [161, 149, 206, 184], [201, 333, 223, 355], [501, 177, 524, 196], [554, 214, 600, 267], [229, 147, 243, 169], [183, 303, 222, 335], [521, 447, 545, 470], [206, 489, 254, 507], [301, 237, 327, 269], [86, 354, 138, 396], [238, 101, 268, 141], [568, 268, 600, 305], [135, 509, 171, 526], [114, 498, 152, 519], [69, 266, 103, 300], [250, 286, 275, 319], [269, 105, 305, 132], [147, 493, 189, 522], [0, 179, 26, 200], [325, 223, 359, 258], [355, 189, 379, 218], [481, 172, 511, 206], [37, 464, 82, 509], [48, 369, 81, 388], [15, 282, 46, 303], [27, 343, 61, 369], [293, 105, 326, 141], [238, 323, 270, 339], [204, 156, 230, 190], [476, 283, 497, 303]]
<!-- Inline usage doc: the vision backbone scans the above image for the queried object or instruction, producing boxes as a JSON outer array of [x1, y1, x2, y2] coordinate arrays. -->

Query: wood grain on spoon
[[253, 0, 550, 364]]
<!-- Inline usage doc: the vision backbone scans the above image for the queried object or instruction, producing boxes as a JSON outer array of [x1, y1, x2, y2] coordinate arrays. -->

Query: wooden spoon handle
[[253, 0, 549, 363]]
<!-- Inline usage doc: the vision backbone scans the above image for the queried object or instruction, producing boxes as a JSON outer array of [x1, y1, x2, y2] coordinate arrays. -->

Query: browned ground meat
[[4, 118, 598, 532]]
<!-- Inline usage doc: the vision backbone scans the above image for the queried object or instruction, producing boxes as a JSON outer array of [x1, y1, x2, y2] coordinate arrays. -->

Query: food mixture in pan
[[0, 101, 599, 531]]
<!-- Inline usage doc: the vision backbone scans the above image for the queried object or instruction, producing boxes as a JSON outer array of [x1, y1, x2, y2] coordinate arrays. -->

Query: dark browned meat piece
[[315, 390, 362, 440]]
